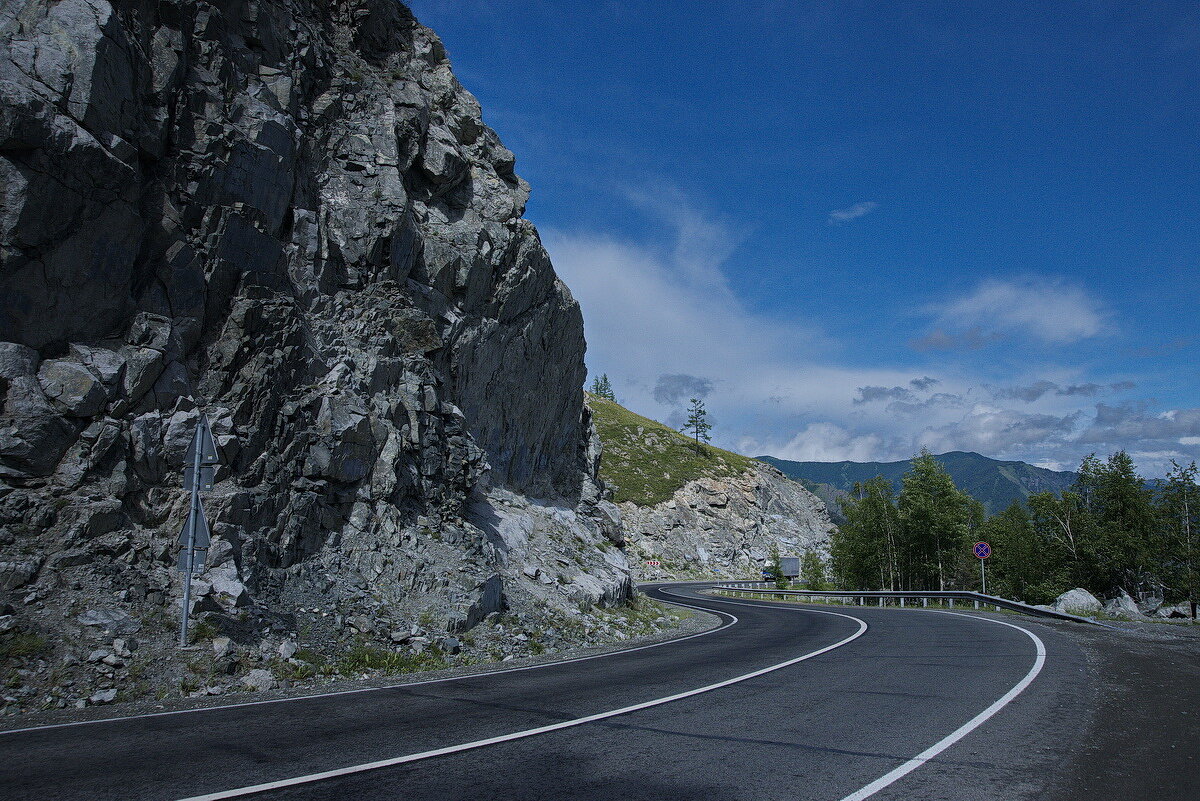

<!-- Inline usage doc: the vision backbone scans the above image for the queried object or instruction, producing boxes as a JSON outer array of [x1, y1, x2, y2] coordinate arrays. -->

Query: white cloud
[[1079, 404, 1200, 444], [915, 405, 1082, 456], [743, 423, 885, 462], [924, 276, 1109, 346], [828, 201, 878, 223]]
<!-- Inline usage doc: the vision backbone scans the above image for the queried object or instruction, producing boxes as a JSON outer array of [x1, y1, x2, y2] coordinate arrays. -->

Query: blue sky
[[409, 0, 1200, 476]]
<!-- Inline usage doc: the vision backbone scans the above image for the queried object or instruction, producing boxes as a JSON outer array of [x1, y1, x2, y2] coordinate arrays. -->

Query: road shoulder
[[0, 601, 723, 733]]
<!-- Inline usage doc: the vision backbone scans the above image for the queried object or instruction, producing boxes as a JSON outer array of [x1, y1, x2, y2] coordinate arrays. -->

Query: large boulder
[[77, 608, 141, 635], [1103, 589, 1143, 619], [1053, 588, 1102, 616], [241, 668, 276, 692]]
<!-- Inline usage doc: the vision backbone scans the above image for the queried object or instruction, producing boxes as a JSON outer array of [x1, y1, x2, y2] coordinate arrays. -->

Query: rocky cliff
[[588, 396, 834, 580], [0, 0, 634, 707]]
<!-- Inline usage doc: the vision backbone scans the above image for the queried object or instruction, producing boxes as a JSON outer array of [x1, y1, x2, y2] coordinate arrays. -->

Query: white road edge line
[[175, 605, 869, 801], [0, 593, 735, 737], [837, 610, 1047, 801]]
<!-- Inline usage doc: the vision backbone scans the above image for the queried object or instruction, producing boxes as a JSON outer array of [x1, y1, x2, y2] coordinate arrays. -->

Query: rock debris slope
[[0, 0, 632, 691], [588, 396, 833, 580]]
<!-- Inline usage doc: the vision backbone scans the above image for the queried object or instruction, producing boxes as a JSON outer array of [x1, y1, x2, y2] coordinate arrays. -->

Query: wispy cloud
[[918, 276, 1110, 347], [886, 393, 966, 417], [828, 201, 878, 224], [989, 380, 1138, 403], [854, 385, 914, 405], [910, 376, 940, 391], [992, 380, 1059, 402], [909, 326, 1005, 352]]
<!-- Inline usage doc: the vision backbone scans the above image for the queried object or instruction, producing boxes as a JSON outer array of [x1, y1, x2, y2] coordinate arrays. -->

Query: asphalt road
[[0, 583, 1192, 800]]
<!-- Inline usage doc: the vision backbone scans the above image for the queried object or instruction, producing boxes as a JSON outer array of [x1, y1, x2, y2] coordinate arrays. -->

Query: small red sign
[[645, 560, 661, 567]]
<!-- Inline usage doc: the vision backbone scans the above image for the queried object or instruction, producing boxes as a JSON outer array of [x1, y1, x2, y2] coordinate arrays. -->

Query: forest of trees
[[830, 449, 1199, 605]]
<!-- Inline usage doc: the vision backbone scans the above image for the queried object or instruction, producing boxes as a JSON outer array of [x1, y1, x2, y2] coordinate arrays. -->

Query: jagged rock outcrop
[[0, 0, 631, 689], [622, 460, 834, 580], [585, 394, 833, 580]]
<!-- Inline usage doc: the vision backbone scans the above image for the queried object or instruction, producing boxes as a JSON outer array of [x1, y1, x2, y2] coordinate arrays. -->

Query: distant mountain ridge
[[757, 451, 1079, 517]]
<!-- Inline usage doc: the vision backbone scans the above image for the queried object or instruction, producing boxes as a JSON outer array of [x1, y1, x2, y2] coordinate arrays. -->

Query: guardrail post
[[995, 605, 1001, 611], [949, 599, 955, 608], [900, 597, 905, 608], [974, 600, 980, 610], [922, 598, 927, 608]]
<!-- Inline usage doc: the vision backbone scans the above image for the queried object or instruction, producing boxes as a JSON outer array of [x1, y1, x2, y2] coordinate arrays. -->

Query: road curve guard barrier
[[709, 583, 1103, 626]]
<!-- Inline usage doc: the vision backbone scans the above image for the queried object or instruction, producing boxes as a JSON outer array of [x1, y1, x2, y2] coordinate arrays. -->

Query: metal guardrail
[[710, 582, 1103, 626]]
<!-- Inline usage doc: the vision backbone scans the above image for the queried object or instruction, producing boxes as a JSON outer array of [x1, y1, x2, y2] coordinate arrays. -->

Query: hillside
[[587, 395, 757, 506], [758, 451, 1078, 515], [587, 395, 833, 579]]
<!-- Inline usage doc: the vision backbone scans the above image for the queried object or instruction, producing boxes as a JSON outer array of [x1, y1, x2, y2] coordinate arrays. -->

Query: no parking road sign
[[973, 541, 991, 594]]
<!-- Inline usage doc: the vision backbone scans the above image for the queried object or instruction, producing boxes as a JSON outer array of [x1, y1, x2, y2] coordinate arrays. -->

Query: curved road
[[0, 582, 1182, 800]]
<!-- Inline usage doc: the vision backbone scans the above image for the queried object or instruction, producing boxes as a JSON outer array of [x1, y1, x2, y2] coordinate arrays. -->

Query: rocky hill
[[0, 0, 644, 711], [759, 451, 1079, 515], [588, 396, 834, 580]]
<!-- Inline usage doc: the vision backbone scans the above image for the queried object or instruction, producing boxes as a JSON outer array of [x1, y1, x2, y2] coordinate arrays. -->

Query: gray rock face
[[0, 0, 627, 667], [621, 462, 835, 580]]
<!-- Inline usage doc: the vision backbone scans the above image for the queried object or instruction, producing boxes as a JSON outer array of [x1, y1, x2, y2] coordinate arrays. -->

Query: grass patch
[[273, 659, 318, 682], [0, 632, 47, 661], [188, 619, 218, 644], [587, 394, 757, 506], [293, 647, 328, 666], [335, 645, 448, 676]]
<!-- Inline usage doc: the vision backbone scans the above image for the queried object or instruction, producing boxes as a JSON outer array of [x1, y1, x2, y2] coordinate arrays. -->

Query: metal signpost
[[179, 414, 220, 647], [973, 541, 992, 595]]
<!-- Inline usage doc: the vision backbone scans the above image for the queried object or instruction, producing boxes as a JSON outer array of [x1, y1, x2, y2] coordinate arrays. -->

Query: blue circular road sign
[[973, 541, 992, 559]]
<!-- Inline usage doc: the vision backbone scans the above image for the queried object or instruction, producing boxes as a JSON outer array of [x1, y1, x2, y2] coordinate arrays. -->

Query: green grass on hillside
[[587, 394, 756, 506]]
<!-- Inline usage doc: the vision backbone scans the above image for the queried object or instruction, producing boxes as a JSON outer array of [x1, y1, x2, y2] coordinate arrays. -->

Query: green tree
[[1026, 451, 1160, 598], [800, 550, 829, 590], [1089, 451, 1159, 595], [832, 475, 900, 589], [766, 546, 788, 589], [682, 398, 712, 454], [897, 449, 973, 590], [1157, 460, 1200, 603], [979, 501, 1061, 603], [1028, 489, 1096, 591], [589, 373, 616, 401]]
